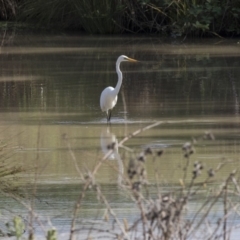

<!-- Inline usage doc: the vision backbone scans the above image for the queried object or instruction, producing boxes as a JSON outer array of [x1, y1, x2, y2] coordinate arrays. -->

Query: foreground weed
[[5, 216, 25, 240], [4, 122, 239, 240], [46, 229, 57, 240]]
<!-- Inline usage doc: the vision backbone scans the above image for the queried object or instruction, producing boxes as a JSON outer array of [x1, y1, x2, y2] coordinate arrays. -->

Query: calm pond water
[[0, 33, 240, 239]]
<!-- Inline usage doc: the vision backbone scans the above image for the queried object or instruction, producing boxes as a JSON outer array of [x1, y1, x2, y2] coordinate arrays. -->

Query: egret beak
[[126, 57, 138, 62]]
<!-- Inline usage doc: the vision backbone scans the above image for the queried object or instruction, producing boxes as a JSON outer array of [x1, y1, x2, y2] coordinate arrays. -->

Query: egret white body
[[100, 55, 137, 122]]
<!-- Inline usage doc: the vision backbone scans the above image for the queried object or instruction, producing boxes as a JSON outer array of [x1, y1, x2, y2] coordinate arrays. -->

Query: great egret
[[100, 55, 137, 122]]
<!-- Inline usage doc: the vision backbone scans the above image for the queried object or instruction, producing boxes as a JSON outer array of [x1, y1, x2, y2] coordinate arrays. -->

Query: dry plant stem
[[183, 155, 190, 184], [187, 180, 216, 236], [86, 210, 106, 239], [76, 225, 117, 238], [69, 121, 163, 240], [126, 216, 143, 234], [206, 200, 236, 240], [216, 219, 240, 240], [119, 119, 205, 147], [188, 172, 234, 239], [223, 183, 228, 240], [191, 160, 233, 197], [118, 121, 163, 147], [186, 177, 195, 198], [136, 196, 147, 240], [231, 175, 240, 194], [4, 191, 46, 235], [189, 196, 222, 239], [69, 179, 90, 240], [29, 123, 41, 239], [127, 201, 159, 239], [69, 148, 124, 240], [95, 185, 131, 240], [69, 120, 207, 240]]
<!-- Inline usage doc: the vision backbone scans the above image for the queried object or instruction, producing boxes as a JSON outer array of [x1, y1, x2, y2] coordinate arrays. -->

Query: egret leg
[[105, 111, 109, 121], [107, 110, 112, 122]]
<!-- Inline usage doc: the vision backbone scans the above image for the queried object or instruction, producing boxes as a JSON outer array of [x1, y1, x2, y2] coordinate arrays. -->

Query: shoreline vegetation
[[0, 0, 240, 36]]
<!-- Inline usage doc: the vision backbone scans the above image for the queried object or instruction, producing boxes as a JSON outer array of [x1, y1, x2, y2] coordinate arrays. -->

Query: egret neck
[[112, 58, 123, 97]]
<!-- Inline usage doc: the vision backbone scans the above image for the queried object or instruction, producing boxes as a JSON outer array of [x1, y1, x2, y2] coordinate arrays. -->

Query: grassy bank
[[1, 0, 240, 36]]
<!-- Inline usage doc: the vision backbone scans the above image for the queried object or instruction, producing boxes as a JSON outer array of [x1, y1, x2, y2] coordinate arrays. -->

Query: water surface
[[0, 34, 240, 238]]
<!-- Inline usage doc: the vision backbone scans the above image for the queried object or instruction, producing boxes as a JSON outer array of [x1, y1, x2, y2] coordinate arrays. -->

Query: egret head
[[118, 55, 138, 63]]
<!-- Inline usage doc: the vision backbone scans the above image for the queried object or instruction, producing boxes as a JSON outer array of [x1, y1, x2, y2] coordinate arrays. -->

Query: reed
[[16, 0, 240, 36], [18, 0, 80, 29], [0, 0, 17, 20], [18, 0, 123, 33]]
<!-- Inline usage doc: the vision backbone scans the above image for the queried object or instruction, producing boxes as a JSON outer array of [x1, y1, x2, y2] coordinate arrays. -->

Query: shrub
[[0, 0, 18, 20]]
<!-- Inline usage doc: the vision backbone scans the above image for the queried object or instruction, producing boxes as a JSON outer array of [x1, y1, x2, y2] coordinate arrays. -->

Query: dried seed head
[[160, 210, 169, 221], [193, 169, 201, 179], [156, 149, 164, 157], [193, 161, 203, 179], [144, 147, 153, 155], [137, 153, 146, 162], [132, 181, 141, 191], [183, 142, 195, 157], [194, 161, 203, 170], [140, 168, 146, 177], [189, 149, 195, 155], [230, 170, 236, 177], [182, 142, 192, 151], [107, 142, 116, 150], [204, 131, 215, 140], [208, 168, 215, 177], [127, 158, 137, 179], [162, 195, 170, 203], [127, 169, 136, 179], [194, 161, 200, 169], [179, 197, 187, 204]]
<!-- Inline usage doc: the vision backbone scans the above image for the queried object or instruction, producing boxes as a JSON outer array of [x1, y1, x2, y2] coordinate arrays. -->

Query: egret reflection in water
[[100, 127, 124, 184]]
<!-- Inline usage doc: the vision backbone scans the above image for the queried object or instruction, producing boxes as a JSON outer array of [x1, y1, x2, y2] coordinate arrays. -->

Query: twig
[[188, 171, 235, 239], [95, 185, 130, 240], [62, 134, 84, 181]]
